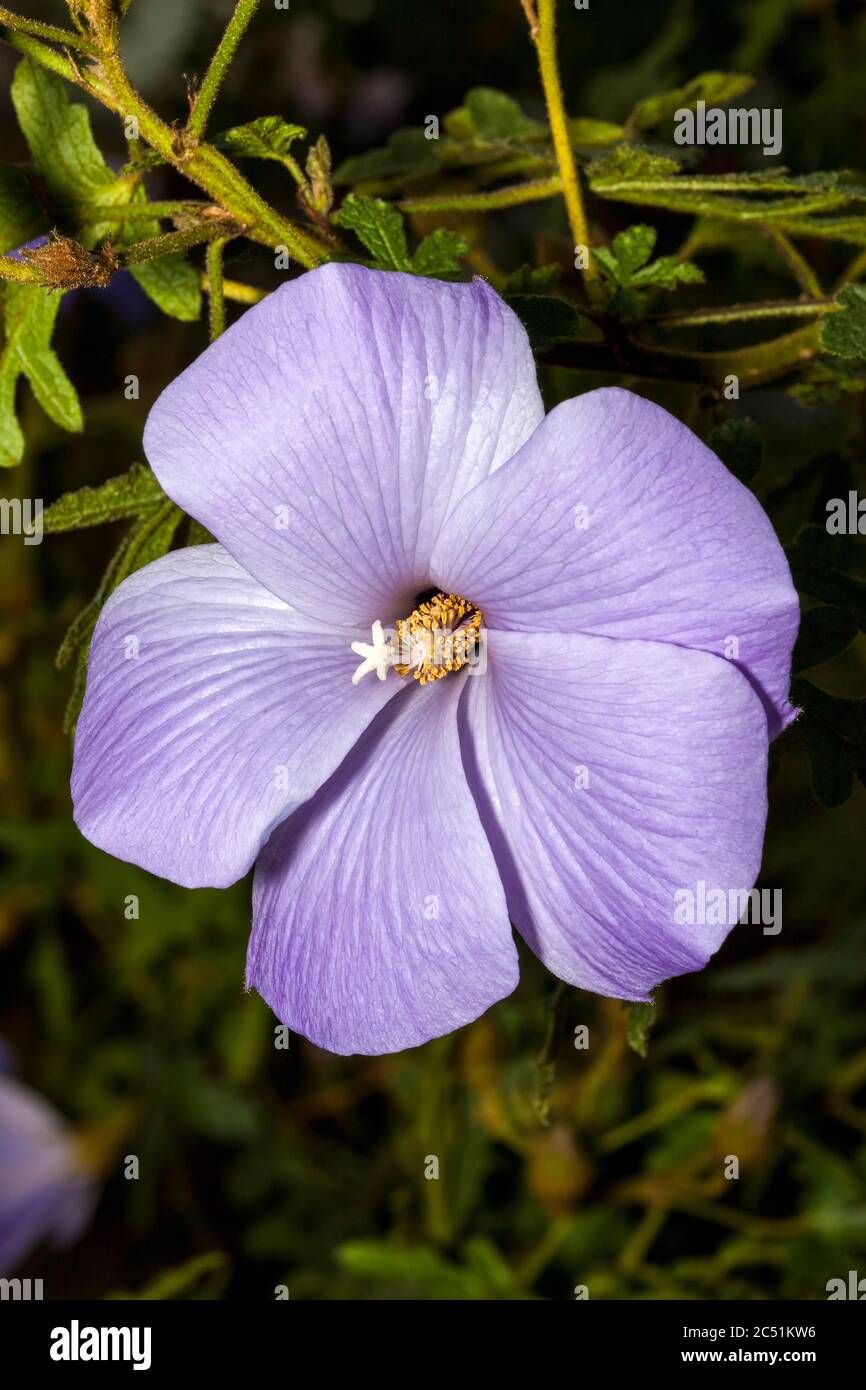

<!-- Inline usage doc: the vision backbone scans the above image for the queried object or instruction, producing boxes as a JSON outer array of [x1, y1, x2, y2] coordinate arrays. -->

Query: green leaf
[[788, 358, 866, 407], [108, 1253, 228, 1301], [0, 165, 48, 254], [821, 285, 866, 360], [792, 607, 858, 673], [118, 185, 201, 321], [0, 283, 82, 467], [504, 294, 582, 353], [462, 87, 544, 143], [591, 144, 681, 182], [61, 502, 182, 733], [594, 222, 704, 310], [305, 135, 333, 217], [500, 264, 562, 296], [627, 1002, 655, 1058], [11, 58, 113, 206], [217, 116, 307, 164], [791, 677, 866, 808], [587, 156, 866, 244], [336, 1239, 526, 1299], [633, 257, 703, 290], [568, 117, 627, 148], [333, 194, 411, 270], [129, 255, 202, 322], [11, 57, 201, 320], [334, 127, 442, 187], [628, 72, 754, 132], [595, 223, 657, 280], [410, 228, 468, 278], [43, 463, 165, 533], [786, 525, 866, 629], [707, 417, 763, 483]]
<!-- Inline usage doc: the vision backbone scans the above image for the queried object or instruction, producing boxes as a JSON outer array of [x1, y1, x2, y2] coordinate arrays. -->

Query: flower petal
[[0, 1075, 95, 1274], [143, 264, 543, 627], [72, 545, 397, 888], [461, 630, 769, 1000], [433, 387, 798, 736], [247, 678, 518, 1055]]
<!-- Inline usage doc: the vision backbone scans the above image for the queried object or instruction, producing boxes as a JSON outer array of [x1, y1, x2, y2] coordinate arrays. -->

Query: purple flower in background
[[0, 1066, 97, 1273], [71, 264, 798, 1055]]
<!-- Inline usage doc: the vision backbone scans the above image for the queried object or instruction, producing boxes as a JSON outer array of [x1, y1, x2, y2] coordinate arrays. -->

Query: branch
[[118, 221, 241, 266], [637, 298, 835, 331], [208, 275, 268, 305], [0, 28, 96, 89], [187, 0, 260, 142], [205, 238, 228, 340], [526, 0, 597, 289], [0, 254, 40, 283], [0, 5, 99, 54], [544, 323, 821, 389], [94, 42, 330, 267], [400, 176, 562, 214], [757, 225, 822, 298]]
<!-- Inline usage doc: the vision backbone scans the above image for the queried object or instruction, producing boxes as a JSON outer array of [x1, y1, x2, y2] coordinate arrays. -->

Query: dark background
[[1, 0, 865, 1300]]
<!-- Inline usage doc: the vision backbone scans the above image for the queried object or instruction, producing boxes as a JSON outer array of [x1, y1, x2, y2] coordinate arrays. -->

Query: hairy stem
[[119, 222, 239, 266], [640, 298, 834, 330], [77, 200, 213, 223], [0, 254, 39, 283], [529, 0, 597, 287], [205, 238, 228, 340], [94, 43, 329, 267], [209, 275, 268, 305], [0, 5, 99, 53], [400, 176, 562, 214], [757, 225, 823, 297], [187, 0, 260, 142], [1, 29, 96, 88], [837, 247, 866, 288]]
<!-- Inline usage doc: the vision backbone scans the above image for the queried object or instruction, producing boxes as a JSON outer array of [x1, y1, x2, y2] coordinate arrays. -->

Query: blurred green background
[[1, 0, 866, 1300]]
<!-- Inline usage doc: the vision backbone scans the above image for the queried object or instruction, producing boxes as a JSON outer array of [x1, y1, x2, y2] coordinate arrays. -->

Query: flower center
[[350, 592, 483, 686]]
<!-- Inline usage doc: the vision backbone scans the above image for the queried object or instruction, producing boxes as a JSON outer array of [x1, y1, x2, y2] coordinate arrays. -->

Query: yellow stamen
[[393, 592, 483, 685]]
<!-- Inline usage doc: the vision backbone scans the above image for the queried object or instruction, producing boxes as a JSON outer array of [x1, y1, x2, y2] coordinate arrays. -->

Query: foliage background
[[1, 0, 865, 1300]]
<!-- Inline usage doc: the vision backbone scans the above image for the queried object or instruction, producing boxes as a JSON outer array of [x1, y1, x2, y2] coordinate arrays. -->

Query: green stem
[[758, 224, 823, 297], [210, 275, 267, 305], [187, 0, 260, 142], [77, 199, 212, 223], [400, 176, 562, 214], [0, 254, 39, 283], [205, 239, 228, 340], [837, 247, 866, 288], [640, 298, 834, 330], [95, 45, 329, 267], [1, 29, 97, 89], [119, 222, 238, 266], [0, 5, 99, 53], [530, 0, 596, 286], [544, 323, 821, 389]]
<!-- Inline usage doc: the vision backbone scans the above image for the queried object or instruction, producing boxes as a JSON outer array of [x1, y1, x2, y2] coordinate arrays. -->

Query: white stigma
[[350, 619, 395, 685]]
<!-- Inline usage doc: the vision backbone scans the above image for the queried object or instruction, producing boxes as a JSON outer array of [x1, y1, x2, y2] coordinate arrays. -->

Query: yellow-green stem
[[400, 176, 562, 215], [206, 238, 228, 340], [187, 0, 260, 142], [531, 0, 597, 286]]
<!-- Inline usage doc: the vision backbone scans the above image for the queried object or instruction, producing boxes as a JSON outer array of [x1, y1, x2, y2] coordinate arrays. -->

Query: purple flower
[[0, 1068, 97, 1274], [71, 264, 798, 1055]]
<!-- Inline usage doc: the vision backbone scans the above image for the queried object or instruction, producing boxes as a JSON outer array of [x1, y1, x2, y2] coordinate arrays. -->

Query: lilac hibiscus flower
[[0, 1066, 97, 1273], [71, 263, 798, 1055]]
